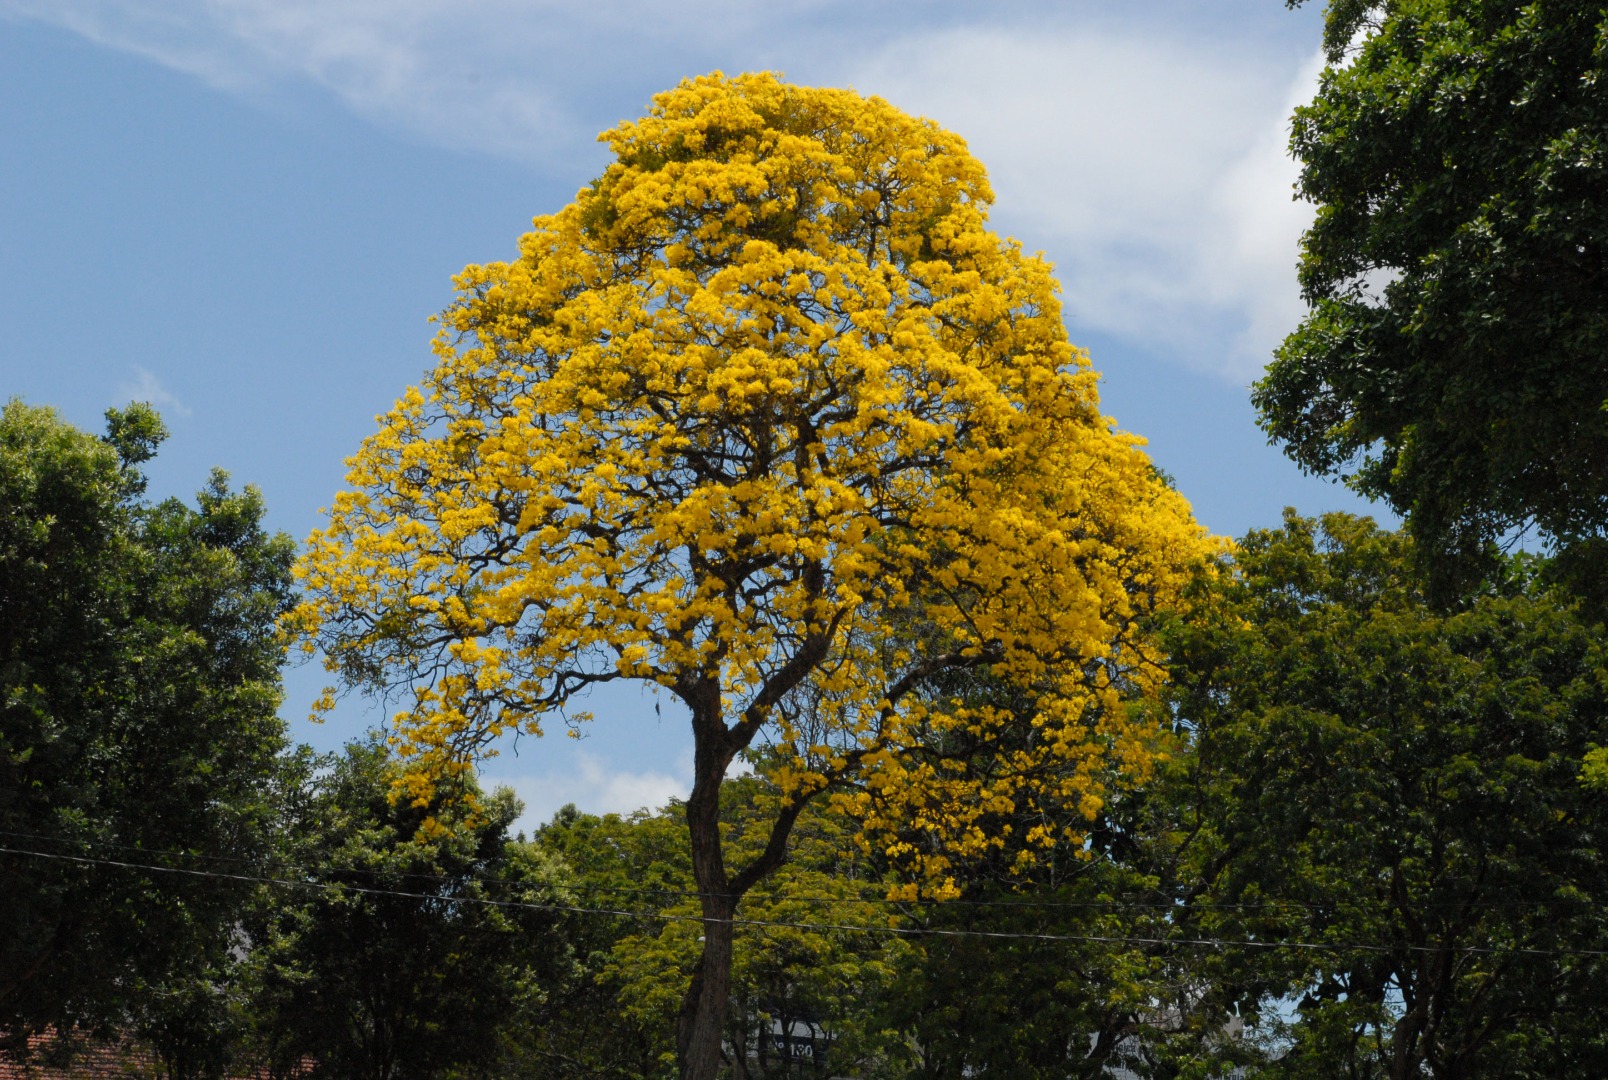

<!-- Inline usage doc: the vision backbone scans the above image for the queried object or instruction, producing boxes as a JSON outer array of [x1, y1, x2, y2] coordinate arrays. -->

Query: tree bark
[[670, 640, 837, 1080], [676, 889, 736, 1080], [676, 719, 738, 1080]]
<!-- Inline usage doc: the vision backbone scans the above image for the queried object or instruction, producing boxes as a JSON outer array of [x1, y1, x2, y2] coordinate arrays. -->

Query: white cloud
[[1, 0, 588, 160], [1200, 49, 1326, 374], [0, 0, 900, 166], [483, 749, 689, 835], [4, 0, 1326, 379], [846, 30, 1324, 379], [0, 0, 263, 91], [118, 365, 192, 417]]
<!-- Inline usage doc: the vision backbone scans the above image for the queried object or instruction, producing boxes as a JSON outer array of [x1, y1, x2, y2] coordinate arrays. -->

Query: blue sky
[[0, 0, 1379, 826]]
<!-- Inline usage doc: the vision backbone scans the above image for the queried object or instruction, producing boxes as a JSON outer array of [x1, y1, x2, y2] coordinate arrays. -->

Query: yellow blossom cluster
[[290, 72, 1216, 889]]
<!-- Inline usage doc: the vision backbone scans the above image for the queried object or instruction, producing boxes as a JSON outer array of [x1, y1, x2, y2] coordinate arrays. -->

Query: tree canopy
[[1165, 513, 1608, 1078], [292, 71, 1213, 1079], [246, 737, 567, 1080], [1259, 1, 1608, 593], [0, 399, 294, 1055]]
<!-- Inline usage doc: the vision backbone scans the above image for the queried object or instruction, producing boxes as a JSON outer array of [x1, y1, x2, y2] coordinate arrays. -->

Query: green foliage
[[102, 400, 167, 478], [1258, 2, 1608, 595], [0, 399, 294, 1061], [856, 666, 1271, 1080], [524, 782, 906, 1080], [879, 872, 1162, 1079], [513, 517, 1608, 1079], [1164, 512, 1608, 1077], [523, 768, 1225, 1080], [517, 805, 692, 1080], [245, 737, 569, 1080], [1583, 745, 1608, 790], [691, 779, 905, 1080]]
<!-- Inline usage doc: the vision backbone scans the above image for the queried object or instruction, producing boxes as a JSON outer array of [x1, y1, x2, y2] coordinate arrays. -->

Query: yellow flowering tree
[[292, 72, 1214, 1080]]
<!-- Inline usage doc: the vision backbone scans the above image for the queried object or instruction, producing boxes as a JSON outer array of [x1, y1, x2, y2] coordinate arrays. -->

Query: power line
[[1, 827, 1593, 916], [4, 842, 1606, 960]]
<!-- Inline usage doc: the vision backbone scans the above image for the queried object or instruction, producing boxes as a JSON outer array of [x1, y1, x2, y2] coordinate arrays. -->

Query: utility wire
[[4, 842, 1607, 960], [0, 827, 1593, 915]]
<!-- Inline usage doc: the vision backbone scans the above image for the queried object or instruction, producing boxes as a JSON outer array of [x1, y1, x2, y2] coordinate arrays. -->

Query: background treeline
[[4, 398, 1605, 1080]]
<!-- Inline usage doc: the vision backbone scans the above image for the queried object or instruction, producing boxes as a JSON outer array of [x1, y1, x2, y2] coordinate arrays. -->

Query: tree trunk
[[672, 668, 819, 1080], [730, 1013, 752, 1080], [677, 890, 737, 1080], [676, 736, 737, 1080]]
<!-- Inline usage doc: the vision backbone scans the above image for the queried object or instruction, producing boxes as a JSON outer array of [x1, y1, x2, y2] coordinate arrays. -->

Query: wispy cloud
[[0, 0, 930, 165], [0, 0, 264, 91], [118, 365, 192, 418], [848, 30, 1322, 379], [4, 0, 1322, 380], [0, 0, 585, 158], [483, 749, 689, 835]]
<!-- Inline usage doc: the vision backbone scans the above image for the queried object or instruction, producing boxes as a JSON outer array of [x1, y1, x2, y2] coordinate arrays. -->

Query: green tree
[[0, 399, 294, 1064], [512, 805, 689, 1080], [526, 781, 905, 1080], [1163, 513, 1608, 1078], [608, 780, 905, 1080], [246, 737, 568, 1080], [1258, 1, 1608, 595], [860, 667, 1246, 1080]]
